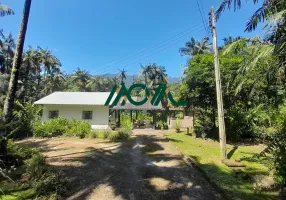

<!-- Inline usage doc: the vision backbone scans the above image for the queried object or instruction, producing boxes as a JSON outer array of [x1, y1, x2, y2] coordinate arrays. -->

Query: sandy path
[[20, 130, 223, 200]]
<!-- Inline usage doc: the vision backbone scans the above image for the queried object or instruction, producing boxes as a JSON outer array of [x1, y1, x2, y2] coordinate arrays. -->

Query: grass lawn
[[166, 131, 279, 200]]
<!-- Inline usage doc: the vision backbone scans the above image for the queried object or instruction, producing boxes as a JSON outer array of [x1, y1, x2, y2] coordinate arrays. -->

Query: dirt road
[[22, 130, 223, 200]]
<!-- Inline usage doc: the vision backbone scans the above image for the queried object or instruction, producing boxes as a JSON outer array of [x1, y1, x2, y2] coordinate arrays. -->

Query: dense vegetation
[[178, 0, 286, 188]]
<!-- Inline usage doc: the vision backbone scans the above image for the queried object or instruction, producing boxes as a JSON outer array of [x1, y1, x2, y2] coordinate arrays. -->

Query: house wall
[[42, 105, 109, 129]]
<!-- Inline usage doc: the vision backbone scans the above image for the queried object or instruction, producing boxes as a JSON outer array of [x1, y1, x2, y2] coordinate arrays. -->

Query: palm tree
[[44, 71, 65, 94], [21, 47, 41, 101], [2, 0, 32, 123], [0, 31, 15, 73], [117, 69, 127, 85], [179, 37, 211, 56], [1, 0, 32, 157], [0, 3, 14, 17], [87, 76, 106, 92], [72, 68, 90, 92], [38, 47, 61, 79]]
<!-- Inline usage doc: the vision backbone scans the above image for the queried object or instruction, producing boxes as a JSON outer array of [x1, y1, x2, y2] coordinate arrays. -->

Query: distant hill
[[102, 73, 180, 85]]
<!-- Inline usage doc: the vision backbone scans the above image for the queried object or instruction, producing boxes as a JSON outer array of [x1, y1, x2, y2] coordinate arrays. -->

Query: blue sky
[[1, 0, 263, 77]]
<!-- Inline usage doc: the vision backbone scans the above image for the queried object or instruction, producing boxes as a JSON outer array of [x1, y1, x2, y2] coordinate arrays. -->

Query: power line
[[196, 0, 210, 37], [198, 0, 212, 36], [92, 23, 203, 74], [102, 26, 205, 74], [103, 26, 205, 75]]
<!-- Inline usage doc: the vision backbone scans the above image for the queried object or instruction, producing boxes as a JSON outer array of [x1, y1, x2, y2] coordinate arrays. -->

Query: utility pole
[[210, 7, 227, 160]]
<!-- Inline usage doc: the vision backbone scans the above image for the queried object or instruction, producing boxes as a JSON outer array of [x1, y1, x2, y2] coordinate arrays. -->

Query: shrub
[[194, 108, 215, 138], [66, 120, 91, 138], [156, 120, 167, 130], [7, 139, 38, 160], [88, 130, 98, 138], [12, 101, 42, 138], [31, 170, 66, 197], [108, 129, 131, 141], [121, 117, 133, 130], [33, 118, 91, 138], [262, 131, 286, 185], [5, 140, 67, 198], [25, 153, 47, 179], [33, 117, 70, 138]]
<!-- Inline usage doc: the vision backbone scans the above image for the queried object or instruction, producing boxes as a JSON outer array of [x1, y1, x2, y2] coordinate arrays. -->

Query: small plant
[[156, 120, 167, 130], [175, 118, 181, 133], [103, 130, 111, 139], [88, 130, 97, 138]]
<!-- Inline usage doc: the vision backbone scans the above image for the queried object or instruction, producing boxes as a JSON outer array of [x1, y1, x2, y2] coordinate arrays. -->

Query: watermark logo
[[104, 84, 187, 107]]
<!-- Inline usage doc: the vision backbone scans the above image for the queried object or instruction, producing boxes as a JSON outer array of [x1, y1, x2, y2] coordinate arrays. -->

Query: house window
[[49, 111, 59, 119], [82, 111, 92, 120]]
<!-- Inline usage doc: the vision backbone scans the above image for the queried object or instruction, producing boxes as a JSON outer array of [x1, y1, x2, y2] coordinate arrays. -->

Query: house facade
[[35, 92, 113, 129]]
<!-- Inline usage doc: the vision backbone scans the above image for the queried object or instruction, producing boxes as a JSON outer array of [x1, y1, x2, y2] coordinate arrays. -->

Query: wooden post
[[210, 7, 227, 160], [118, 110, 121, 127]]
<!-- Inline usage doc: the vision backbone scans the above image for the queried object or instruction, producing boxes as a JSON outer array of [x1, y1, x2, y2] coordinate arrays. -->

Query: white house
[[34, 92, 113, 129]]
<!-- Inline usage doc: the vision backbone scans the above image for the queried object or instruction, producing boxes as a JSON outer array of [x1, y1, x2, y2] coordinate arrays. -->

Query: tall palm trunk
[[1, 0, 32, 154], [2, 0, 32, 123]]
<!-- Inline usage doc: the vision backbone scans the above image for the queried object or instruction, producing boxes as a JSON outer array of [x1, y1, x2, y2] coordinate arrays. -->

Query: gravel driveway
[[21, 130, 223, 200]]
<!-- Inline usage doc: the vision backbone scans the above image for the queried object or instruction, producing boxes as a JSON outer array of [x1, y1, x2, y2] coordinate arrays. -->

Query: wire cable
[[92, 23, 203, 74], [102, 27, 205, 75]]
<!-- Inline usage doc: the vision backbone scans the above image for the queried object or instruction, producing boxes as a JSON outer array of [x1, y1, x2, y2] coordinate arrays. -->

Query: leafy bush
[[33, 117, 70, 138], [65, 120, 91, 138], [194, 108, 215, 138], [12, 101, 42, 138], [262, 131, 286, 185], [4, 140, 67, 198], [31, 170, 66, 197], [7, 139, 38, 160], [25, 153, 47, 179], [225, 105, 254, 141], [33, 117, 91, 138], [108, 129, 131, 141], [156, 120, 167, 129]]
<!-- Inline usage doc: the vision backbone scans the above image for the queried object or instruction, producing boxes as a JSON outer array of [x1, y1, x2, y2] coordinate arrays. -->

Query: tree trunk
[[1, 0, 32, 161], [2, 0, 32, 124]]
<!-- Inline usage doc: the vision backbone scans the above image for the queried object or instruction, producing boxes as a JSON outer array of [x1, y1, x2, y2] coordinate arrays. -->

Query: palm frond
[[245, 4, 268, 32], [0, 4, 14, 17], [216, 0, 259, 20]]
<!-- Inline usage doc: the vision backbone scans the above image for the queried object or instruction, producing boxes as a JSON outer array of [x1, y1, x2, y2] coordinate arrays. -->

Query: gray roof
[[111, 97, 163, 110], [34, 92, 113, 106]]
